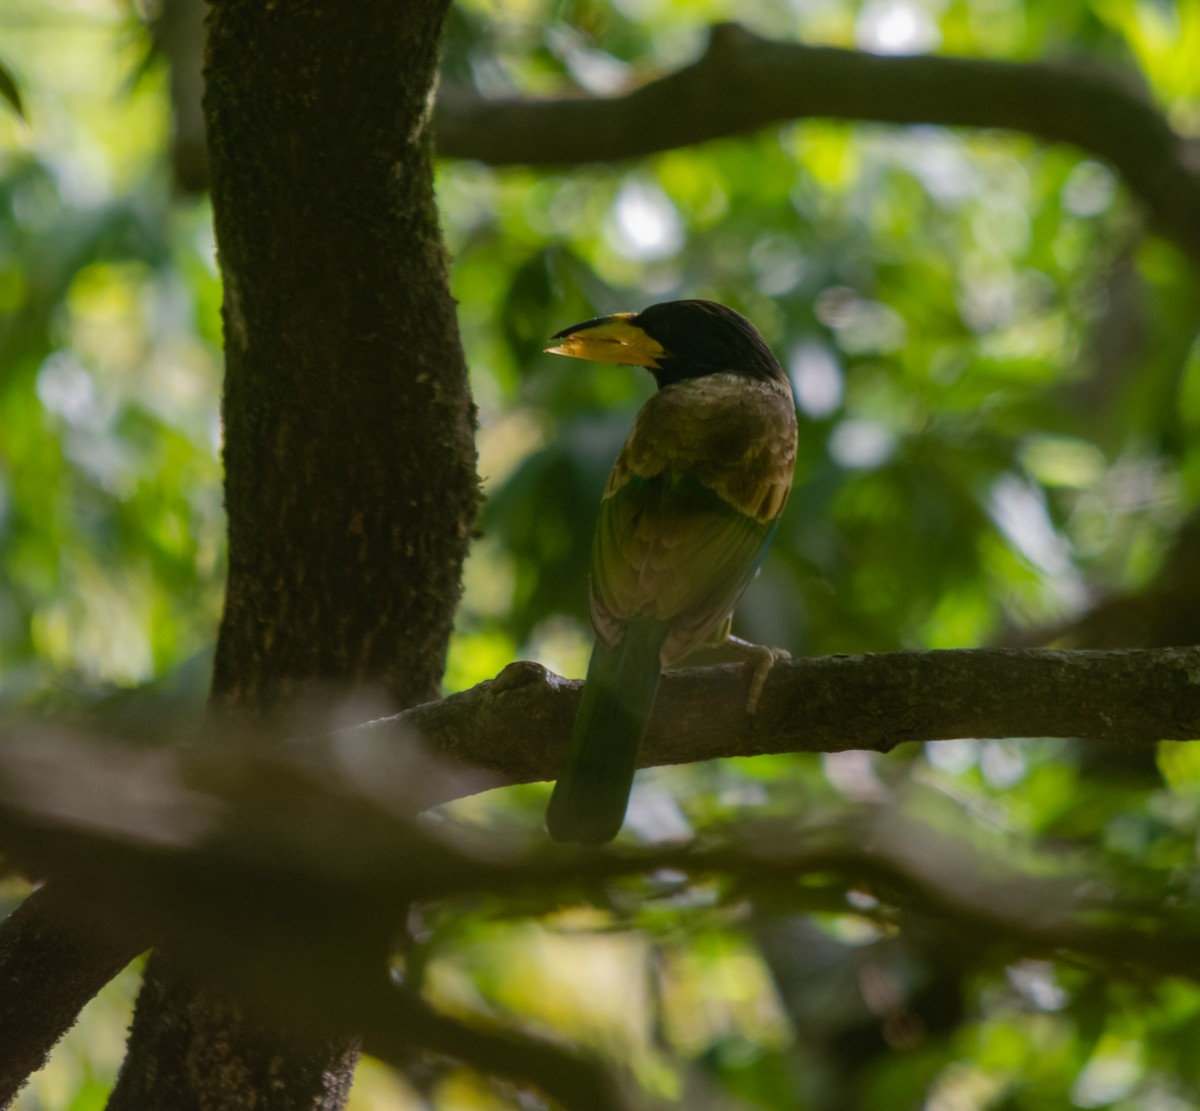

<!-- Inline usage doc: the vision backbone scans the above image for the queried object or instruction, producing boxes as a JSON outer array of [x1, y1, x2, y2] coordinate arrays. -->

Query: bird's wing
[[591, 472, 777, 664], [589, 374, 796, 664]]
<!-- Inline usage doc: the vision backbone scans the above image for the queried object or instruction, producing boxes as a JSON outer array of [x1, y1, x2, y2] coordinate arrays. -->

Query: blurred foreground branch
[[2, 642, 1199, 1102], [1, 724, 1200, 1106], [0, 733, 629, 1111], [436, 23, 1200, 263]]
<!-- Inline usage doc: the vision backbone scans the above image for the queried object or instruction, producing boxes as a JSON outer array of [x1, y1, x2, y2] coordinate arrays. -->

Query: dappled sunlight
[[0, 3, 224, 693], [4, 0, 1200, 1105], [608, 180, 685, 262], [855, 0, 942, 54]]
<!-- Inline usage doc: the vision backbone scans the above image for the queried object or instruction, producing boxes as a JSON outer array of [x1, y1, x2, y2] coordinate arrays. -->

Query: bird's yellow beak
[[545, 313, 665, 369]]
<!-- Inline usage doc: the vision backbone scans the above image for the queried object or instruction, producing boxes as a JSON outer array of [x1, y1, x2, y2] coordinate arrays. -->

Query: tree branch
[[389, 645, 1200, 809], [435, 23, 1200, 262], [356, 984, 627, 1111], [0, 734, 1198, 1089], [0, 643, 1193, 1096], [0, 731, 631, 1111], [0, 642, 1196, 1106], [0, 887, 140, 1109]]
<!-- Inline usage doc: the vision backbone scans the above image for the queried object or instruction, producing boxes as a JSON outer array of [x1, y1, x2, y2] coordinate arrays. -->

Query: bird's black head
[[547, 299, 786, 389], [632, 300, 784, 387]]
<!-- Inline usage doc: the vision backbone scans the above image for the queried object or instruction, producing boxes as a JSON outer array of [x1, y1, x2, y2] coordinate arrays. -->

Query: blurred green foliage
[[0, 0, 223, 710], [4, 0, 1200, 1107]]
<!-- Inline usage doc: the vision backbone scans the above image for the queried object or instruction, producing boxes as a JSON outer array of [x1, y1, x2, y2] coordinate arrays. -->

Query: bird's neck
[[652, 362, 786, 390]]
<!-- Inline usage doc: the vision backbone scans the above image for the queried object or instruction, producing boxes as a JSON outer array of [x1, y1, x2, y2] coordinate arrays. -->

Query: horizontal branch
[[0, 735, 1198, 1041], [435, 23, 1200, 262], [392, 644, 1200, 808]]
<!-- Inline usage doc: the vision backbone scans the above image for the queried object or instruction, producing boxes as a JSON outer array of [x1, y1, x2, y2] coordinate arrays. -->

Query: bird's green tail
[[546, 620, 668, 846]]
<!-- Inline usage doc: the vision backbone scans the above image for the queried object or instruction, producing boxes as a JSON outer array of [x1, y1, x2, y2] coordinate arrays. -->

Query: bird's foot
[[679, 633, 791, 713], [722, 635, 790, 714]]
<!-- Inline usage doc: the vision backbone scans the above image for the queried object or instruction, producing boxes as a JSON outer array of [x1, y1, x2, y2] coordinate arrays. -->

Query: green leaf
[[0, 57, 25, 120]]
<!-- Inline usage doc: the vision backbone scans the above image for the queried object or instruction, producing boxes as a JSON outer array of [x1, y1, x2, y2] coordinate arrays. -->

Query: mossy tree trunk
[[108, 0, 477, 1105]]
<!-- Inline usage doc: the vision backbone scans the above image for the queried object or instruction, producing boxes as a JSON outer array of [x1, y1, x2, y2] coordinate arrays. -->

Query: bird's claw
[[723, 635, 789, 714], [743, 644, 790, 715]]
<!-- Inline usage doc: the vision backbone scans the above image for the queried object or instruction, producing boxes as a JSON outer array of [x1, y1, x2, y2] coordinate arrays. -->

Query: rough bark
[[108, 0, 477, 1106], [0, 887, 138, 1109], [436, 22, 1200, 265], [386, 645, 1200, 806], [205, 0, 476, 717]]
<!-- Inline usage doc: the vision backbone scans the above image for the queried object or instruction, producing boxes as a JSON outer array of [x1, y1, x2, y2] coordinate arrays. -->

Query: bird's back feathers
[[592, 372, 797, 664]]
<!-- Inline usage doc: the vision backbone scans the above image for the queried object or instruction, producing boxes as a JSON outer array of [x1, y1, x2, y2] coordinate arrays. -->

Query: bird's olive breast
[[607, 373, 797, 522]]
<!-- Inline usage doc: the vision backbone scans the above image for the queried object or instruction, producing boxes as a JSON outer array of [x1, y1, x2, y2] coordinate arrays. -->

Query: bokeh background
[[2, 0, 1200, 1106]]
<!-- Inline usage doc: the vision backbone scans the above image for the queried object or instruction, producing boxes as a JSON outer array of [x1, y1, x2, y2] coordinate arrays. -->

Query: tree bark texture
[[362, 645, 1200, 806], [0, 887, 138, 1109], [206, 0, 477, 716], [109, 0, 477, 1107]]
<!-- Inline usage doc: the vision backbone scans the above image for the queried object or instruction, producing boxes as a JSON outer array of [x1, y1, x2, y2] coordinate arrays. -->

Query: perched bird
[[544, 300, 798, 845]]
